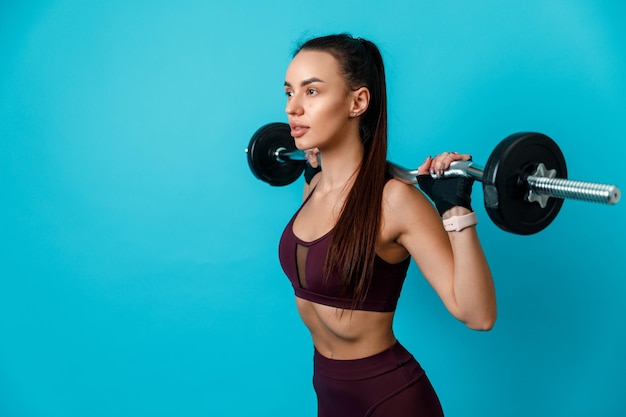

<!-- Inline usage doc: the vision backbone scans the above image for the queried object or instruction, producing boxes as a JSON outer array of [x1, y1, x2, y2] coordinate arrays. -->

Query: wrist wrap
[[304, 163, 322, 184], [417, 175, 474, 216]]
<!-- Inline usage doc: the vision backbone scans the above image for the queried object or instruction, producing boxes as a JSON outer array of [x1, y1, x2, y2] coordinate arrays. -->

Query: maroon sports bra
[[278, 188, 411, 312]]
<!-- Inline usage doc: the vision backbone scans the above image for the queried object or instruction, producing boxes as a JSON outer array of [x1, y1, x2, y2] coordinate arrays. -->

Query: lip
[[289, 123, 309, 138]]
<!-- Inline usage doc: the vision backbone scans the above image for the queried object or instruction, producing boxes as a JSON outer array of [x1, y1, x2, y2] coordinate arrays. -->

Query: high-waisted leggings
[[313, 342, 444, 417]]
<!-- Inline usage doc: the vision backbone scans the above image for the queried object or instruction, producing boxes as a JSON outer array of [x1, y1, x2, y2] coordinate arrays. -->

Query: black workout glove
[[304, 163, 322, 184], [417, 175, 474, 216]]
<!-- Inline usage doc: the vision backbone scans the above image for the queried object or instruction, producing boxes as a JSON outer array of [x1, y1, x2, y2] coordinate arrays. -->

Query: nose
[[285, 95, 303, 116]]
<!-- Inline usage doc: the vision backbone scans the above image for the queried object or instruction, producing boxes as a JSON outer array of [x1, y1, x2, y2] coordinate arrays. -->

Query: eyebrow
[[284, 77, 325, 88]]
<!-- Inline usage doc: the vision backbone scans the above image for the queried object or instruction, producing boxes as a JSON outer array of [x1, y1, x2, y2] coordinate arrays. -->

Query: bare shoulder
[[381, 178, 440, 234], [382, 178, 432, 213]]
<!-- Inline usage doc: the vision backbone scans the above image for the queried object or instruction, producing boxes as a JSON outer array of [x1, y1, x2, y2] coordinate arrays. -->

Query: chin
[[294, 137, 314, 150]]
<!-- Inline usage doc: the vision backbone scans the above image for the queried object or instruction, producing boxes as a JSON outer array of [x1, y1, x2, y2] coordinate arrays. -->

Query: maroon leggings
[[313, 342, 444, 417]]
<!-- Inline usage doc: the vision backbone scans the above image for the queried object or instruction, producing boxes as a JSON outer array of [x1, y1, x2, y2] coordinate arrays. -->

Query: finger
[[449, 152, 472, 161], [417, 156, 433, 175], [305, 149, 319, 168], [430, 152, 453, 177], [431, 152, 473, 176]]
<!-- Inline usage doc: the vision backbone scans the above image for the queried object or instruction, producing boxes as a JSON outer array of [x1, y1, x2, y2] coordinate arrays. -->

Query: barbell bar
[[245, 122, 621, 235], [388, 161, 620, 206]]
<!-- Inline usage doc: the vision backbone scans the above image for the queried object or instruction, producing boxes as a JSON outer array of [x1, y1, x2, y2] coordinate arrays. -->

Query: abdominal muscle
[[295, 297, 397, 360]]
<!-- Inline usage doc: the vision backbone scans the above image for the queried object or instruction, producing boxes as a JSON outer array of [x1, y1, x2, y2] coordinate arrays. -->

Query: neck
[[316, 130, 364, 192]]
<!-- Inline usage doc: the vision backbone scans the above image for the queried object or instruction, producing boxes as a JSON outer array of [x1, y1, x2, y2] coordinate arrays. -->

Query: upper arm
[[383, 180, 458, 311]]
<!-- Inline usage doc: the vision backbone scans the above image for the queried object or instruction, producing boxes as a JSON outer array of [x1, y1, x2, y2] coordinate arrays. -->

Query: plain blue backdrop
[[1, 1, 625, 416]]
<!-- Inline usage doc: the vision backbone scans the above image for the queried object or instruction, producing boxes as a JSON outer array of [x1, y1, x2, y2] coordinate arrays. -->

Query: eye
[[285, 90, 293, 98], [307, 88, 318, 95]]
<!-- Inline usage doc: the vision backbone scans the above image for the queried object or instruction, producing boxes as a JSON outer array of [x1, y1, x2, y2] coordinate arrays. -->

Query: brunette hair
[[295, 34, 389, 309]]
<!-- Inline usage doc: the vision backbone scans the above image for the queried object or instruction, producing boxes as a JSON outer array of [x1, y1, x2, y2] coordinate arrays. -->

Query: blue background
[[1, 1, 625, 416]]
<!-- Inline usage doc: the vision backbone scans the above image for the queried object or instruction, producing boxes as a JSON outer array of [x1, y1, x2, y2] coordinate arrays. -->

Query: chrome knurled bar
[[526, 175, 621, 205]]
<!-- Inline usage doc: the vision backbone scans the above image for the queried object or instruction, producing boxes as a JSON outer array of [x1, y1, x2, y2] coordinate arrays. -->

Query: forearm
[[445, 207, 497, 330]]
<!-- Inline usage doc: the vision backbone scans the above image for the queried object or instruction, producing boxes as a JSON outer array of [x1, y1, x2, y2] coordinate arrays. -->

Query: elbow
[[465, 311, 497, 331], [467, 318, 496, 331]]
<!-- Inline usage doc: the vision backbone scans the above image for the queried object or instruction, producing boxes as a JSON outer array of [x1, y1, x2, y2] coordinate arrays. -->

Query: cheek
[[316, 99, 348, 124], [306, 96, 350, 141]]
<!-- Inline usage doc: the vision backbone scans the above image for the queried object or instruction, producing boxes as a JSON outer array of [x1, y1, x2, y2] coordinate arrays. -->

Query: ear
[[349, 87, 370, 117]]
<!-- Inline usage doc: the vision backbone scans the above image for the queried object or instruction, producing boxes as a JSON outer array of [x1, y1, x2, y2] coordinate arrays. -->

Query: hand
[[304, 148, 320, 168], [417, 151, 471, 178], [416, 152, 474, 216]]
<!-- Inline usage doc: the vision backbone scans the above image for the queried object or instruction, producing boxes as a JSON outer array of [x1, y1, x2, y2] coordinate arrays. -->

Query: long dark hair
[[295, 34, 388, 309]]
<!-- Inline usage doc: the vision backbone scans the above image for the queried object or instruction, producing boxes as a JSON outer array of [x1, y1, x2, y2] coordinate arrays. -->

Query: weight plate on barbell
[[247, 122, 305, 186], [482, 132, 567, 235]]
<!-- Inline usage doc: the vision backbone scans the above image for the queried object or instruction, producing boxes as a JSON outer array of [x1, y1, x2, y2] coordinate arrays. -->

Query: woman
[[278, 34, 496, 417]]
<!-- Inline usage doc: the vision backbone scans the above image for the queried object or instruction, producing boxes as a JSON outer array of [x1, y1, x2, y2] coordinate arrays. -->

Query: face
[[284, 50, 362, 150]]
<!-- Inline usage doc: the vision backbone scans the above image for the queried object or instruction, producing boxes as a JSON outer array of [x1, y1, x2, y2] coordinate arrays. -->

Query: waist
[[313, 341, 423, 381], [297, 297, 396, 357]]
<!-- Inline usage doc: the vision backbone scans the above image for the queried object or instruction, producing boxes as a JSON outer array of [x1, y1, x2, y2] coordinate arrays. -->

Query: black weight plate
[[482, 132, 567, 235], [246, 122, 305, 186]]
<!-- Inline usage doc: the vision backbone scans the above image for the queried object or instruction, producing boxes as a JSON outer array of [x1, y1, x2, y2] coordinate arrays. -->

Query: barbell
[[245, 122, 621, 235]]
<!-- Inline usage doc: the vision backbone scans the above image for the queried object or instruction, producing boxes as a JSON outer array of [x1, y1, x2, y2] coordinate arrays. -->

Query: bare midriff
[[295, 297, 397, 360]]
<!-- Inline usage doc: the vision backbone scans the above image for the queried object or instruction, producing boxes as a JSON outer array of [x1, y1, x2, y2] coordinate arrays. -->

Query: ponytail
[[296, 34, 389, 309]]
